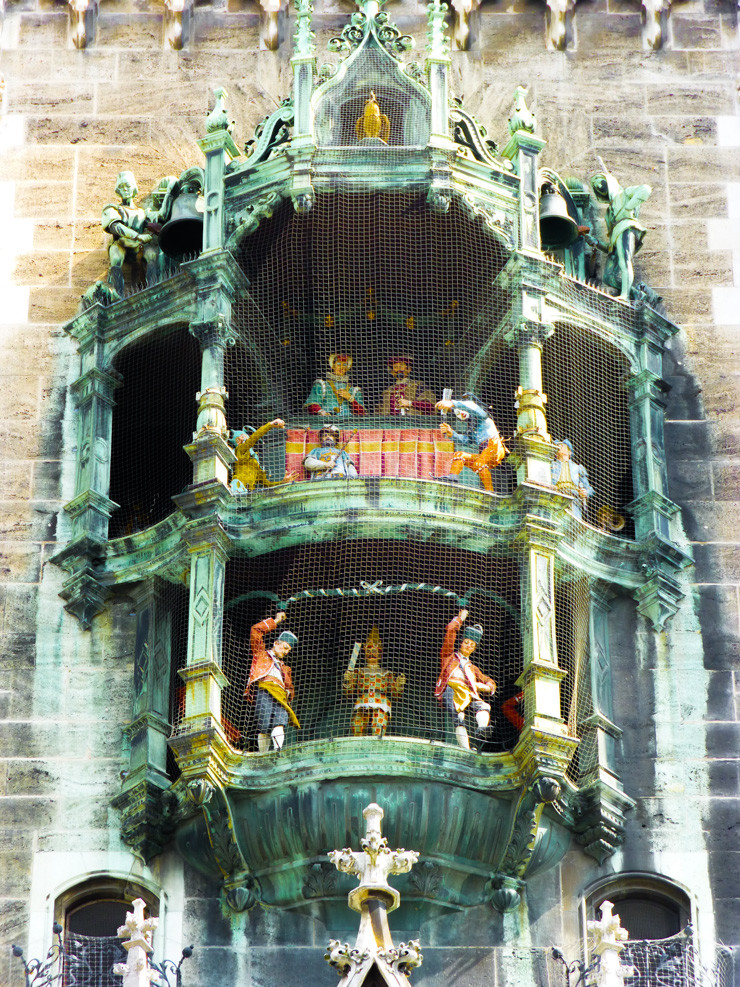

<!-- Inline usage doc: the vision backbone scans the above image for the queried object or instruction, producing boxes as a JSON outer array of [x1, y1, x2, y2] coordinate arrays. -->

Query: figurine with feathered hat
[[435, 391, 508, 492], [435, 609, 496, 750], [230, 418, 296, 492], [245, 611, 300, 752]]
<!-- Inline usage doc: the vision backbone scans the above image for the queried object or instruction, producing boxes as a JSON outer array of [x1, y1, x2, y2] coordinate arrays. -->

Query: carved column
[[180, 252, 248, 488], [289, 0, 317, 212], [505, 311, 553, 489], [168, 518, 232, 780], [291, 0, 316, 141], [501, 130, 546, 254], [574, 584, 634, 863], [627, 360, 690, 629], [113, 580, 176, 860], [198, 89, 240, 255], [425, 0, 455, 213], [55, 308, 120, 626]]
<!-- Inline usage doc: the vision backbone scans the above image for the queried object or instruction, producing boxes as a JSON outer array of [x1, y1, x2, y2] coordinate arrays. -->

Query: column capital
[[189, 317, 237, 350]]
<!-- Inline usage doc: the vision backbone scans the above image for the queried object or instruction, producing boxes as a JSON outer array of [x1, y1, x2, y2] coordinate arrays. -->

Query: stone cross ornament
[[113, 898, 158, 987], [326, 803, 423, 985]]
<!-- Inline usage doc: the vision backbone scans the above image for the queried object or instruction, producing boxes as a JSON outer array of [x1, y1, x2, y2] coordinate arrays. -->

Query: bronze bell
[[158, 191, 204, 259], [539, 184, 579, 250]]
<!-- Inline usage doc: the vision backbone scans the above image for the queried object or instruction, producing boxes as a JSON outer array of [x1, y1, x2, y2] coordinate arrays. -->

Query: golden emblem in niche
[[356, 91, 390, 143]]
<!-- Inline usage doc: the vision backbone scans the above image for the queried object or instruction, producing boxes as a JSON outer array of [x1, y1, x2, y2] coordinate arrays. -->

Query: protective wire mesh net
[[619, 937, 733, 987], [219, 541, 524, 753], [62, 934, 125, 987]]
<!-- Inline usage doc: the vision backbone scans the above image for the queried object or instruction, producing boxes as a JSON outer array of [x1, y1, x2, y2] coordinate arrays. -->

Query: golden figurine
[[356, 91, 390, 143]]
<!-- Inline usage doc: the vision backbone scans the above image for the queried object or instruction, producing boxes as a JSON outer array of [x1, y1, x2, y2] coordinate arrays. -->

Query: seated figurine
[[303, 425, 358, 480], [102, 171, 159, 295], [436, 392, 508, 493], [551, 439, 593, 519], [230, 418, 295, 493], [304, 354, 366, 418], [375, 355, 437, 416], [342, 628, 405, 737]]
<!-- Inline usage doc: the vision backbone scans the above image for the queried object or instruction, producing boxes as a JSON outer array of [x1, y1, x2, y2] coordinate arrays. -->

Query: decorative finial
[[508, 86, 536, 136], [325, 803, 422, 984], [355, 92, 390, 143], [113, 898, 158, 987], [293, 0, 316, 59], [426, 0, 450, 59], [587, 900, 635, 987], [206, 87, 234, 134]]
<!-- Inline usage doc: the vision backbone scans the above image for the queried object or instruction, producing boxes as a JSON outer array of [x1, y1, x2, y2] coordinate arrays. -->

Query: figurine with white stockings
[[435, 609, 496, 750]]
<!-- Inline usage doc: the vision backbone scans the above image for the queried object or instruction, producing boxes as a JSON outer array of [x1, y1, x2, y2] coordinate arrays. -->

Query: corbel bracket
[[68, 0, 98, 49], [545, 0, 575, 51], [164, 0, 193, 51], [488, 776, 561, 911], [185, 780, 259, 911], [642, 0, 671, 50]]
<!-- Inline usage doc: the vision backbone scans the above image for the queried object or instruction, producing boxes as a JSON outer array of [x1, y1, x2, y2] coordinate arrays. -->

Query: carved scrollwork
[[378, 941, 424, 974], [451, 102, 499, 164], [328, 12, 367, 52], [227, 191, 284, 244], [325, 940, 370, 974], [460, 194, 515, 248], [244, 99, 294, 167], [328, 9, 414, 56]]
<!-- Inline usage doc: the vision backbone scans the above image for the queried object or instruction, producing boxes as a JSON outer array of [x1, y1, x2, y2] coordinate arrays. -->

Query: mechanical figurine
[[435, 392, 508, 492], [551, 439, 594, 520], [588, 158, 652, 301], [102, 171, 160, 295], [342, 627, 406, 738], [303, 424, 359, 479], [230, 418, 295, 492], [304, 354, 366, 418], [435, 609, 496, 750], [245, 611, 300, 752], [375, 355, 437, 416]]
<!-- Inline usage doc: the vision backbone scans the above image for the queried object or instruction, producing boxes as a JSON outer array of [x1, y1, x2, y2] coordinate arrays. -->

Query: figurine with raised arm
[[303, 424, 358, 479], [588, 158, 652, 301], [435, 609, 496, 750], [435, 392, 508, 492], [304, 354, 366, 418], [245, 611, 300, 752], [102, 171, 159, 295], [551, 439, 594, 520], [375, 355, 437, 416], [342, 627, 406, 737], [230, 418, 295, 493]]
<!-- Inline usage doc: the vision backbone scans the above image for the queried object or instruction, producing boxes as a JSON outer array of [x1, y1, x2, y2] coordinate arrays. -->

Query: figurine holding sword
[[342, 627, 406, 737]]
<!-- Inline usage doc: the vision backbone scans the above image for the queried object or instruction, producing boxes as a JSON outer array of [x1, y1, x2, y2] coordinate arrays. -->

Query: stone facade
[[0, 3, 738, 986]]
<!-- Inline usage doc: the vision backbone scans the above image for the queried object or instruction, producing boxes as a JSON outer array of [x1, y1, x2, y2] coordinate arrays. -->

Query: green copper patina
[[57, 0, 693, 919]]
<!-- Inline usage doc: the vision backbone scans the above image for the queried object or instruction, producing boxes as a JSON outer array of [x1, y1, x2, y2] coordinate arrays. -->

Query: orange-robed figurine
[[245, 611, 300, 752], [435, 608, 496, 750]]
